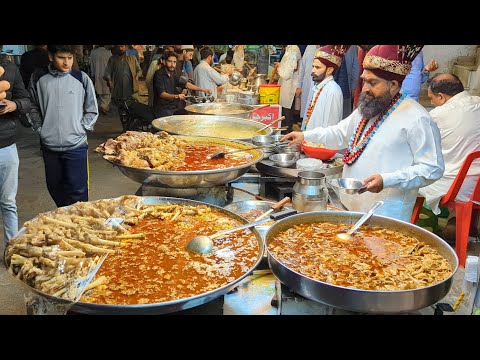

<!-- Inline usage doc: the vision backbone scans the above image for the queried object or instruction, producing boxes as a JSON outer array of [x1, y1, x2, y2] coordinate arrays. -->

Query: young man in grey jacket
[[28, 45, 98, 207]]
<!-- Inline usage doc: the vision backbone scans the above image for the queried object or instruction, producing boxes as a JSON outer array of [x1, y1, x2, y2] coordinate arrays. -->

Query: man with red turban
[[301, 45, 347, 131], [282, 45, 445, 222]]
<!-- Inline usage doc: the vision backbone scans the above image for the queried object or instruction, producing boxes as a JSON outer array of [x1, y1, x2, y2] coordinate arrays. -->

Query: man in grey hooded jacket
[[28, 45, 98, 207]]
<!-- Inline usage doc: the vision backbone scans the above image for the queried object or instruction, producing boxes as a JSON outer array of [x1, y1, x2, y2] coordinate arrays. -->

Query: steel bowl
[[265, 211, 458, 314], [152, 115, 272, 141], [269, 153, 297, 167], [329, 178, 366, 195], [6, 196, 265, 315], [185, 102, 258, 119], [104, 136, 263, 188]]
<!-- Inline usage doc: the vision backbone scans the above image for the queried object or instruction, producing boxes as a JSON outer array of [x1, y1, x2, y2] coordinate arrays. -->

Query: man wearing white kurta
[[277, 45, 301, 133], [282, 45, 445, 222], [193, 47, 231, 99], [419, 73, 480, 214], [301, 45, 347, 131]]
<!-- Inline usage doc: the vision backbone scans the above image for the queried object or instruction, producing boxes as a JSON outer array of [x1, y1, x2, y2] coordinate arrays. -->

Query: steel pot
[[104, 136, 263, 187], [152, 115, 273, 141], [6, 196, 265, 314], [229, 70, 243, 86], [185, 102, 258, 119], [292, 171, 329, 212], [265, 211, 458, 314], [248, 74, 268, 87]]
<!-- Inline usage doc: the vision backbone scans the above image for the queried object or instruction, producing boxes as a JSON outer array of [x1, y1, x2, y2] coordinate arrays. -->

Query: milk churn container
[[292, 171, 329, 212]]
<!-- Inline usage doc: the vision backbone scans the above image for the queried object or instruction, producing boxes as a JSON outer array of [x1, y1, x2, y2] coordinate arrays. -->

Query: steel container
[[104, 136, 263, 188], [6, 197, 265, 315], [185, 102, 258, 119], [292, 171, 329, 212], [265, 211, 458, 314], [151, 115, 272, 141]]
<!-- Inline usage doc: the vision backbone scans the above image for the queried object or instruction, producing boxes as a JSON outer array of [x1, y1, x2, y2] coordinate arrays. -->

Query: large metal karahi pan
[[104, 136, 263, 188], [151, 115, 273, 142], [185, 102, 258, 119], [6, 197, 265, 315], [265, 211, 459, 314]]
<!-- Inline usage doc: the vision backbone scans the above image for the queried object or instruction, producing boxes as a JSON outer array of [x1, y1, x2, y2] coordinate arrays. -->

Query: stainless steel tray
[[256, 154, 343, 179]]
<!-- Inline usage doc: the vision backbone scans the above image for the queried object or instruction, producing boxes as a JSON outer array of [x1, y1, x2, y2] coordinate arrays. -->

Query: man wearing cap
[[176, 45, 195, 81], [282, 45, 444, 222], [301, 45, 346, 131]]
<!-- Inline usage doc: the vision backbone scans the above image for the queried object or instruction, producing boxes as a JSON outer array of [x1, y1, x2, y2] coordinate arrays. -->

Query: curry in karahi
[[6, 196, 260, 305], [95, 131, 256, 171], [268, 222, 452, 291]]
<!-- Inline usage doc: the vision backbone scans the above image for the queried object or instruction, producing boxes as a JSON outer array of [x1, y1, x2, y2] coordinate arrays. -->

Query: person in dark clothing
[[152, 51, 210, 118], [0, 66, 8, 100], [19, 45, 50, 88], [0, 57, 31, 242]]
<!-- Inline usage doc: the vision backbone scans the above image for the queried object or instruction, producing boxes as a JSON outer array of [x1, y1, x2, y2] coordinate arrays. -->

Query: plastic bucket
[[259, 84, 280, 104]]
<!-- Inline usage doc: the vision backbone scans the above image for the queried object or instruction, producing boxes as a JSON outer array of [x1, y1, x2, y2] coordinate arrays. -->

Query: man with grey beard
[[282, 45, 444, 222]]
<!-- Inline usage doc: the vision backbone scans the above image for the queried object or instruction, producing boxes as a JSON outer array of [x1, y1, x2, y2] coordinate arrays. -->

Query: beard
[[358, 90, 394, 119], [312, 70, 326, 84]]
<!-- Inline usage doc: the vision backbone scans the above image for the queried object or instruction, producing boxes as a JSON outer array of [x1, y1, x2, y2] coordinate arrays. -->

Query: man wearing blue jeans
[[0, 59, 31, 242], [28, 45, 98, 207]]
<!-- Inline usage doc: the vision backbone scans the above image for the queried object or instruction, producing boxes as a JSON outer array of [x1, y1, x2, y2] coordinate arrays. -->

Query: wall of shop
[[423, 45, 477, 72]]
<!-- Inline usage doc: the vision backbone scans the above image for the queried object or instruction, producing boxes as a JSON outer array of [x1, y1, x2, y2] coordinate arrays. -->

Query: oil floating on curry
[[268, 222, 452, 291]]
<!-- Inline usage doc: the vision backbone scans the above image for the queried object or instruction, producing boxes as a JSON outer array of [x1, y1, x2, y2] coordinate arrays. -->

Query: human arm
[[379, 117, 445, 190], [207, 66, 229, 86], [27, 70, 44, 132], [421, 59, 438, 84], [134, 57, 142, 80], [185, 82, 211, 94], [0, 64, 31, 115], [81, 73, 99, 131], [154, 71, 186, 102], [302, 114, 356, 149], [103, 57, 114, 91]]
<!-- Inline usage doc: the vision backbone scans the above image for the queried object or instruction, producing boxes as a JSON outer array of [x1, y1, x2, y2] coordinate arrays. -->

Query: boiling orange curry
[[178, 144, 254, 171], [82, 206, 260, 305], [268, 222, 452, 291]]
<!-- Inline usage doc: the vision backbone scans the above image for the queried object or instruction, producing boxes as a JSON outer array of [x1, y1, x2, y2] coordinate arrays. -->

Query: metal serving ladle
[[186, 208, 297, 254], [336, 201, 384, 241]]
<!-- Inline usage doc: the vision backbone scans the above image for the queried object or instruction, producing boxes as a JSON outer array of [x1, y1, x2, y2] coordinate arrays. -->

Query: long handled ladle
[[186, 208, 297, 254], [336, 201, 384, 241], [254, 116, 285, 134], [208, 144, 273, 160]]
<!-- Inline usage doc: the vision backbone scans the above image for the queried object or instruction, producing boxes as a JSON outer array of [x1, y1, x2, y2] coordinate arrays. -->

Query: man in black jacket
[[19, 45, 50, 88], [0, 57, 31, 243]]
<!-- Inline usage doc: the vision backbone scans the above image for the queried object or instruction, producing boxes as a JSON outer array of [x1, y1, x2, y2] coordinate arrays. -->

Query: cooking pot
[[265, 211, 458, 313], [248, 74, 268, 88], [6, 196, 265, 314], [229, 70, 243, 86], [185, 102, 258, 119]]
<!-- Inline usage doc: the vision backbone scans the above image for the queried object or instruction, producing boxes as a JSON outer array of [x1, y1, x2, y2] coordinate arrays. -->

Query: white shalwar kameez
[[419, 91, 480, 214], [302, 76, 343, 131], [303, 97, 445, 222]]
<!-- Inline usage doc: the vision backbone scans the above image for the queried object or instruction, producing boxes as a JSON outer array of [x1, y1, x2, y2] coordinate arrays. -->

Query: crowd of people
[[0, 44, 480, 248]]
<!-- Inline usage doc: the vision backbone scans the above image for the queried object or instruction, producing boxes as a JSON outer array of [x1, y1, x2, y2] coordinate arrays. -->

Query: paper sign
[[249, 105, 282, 127]]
